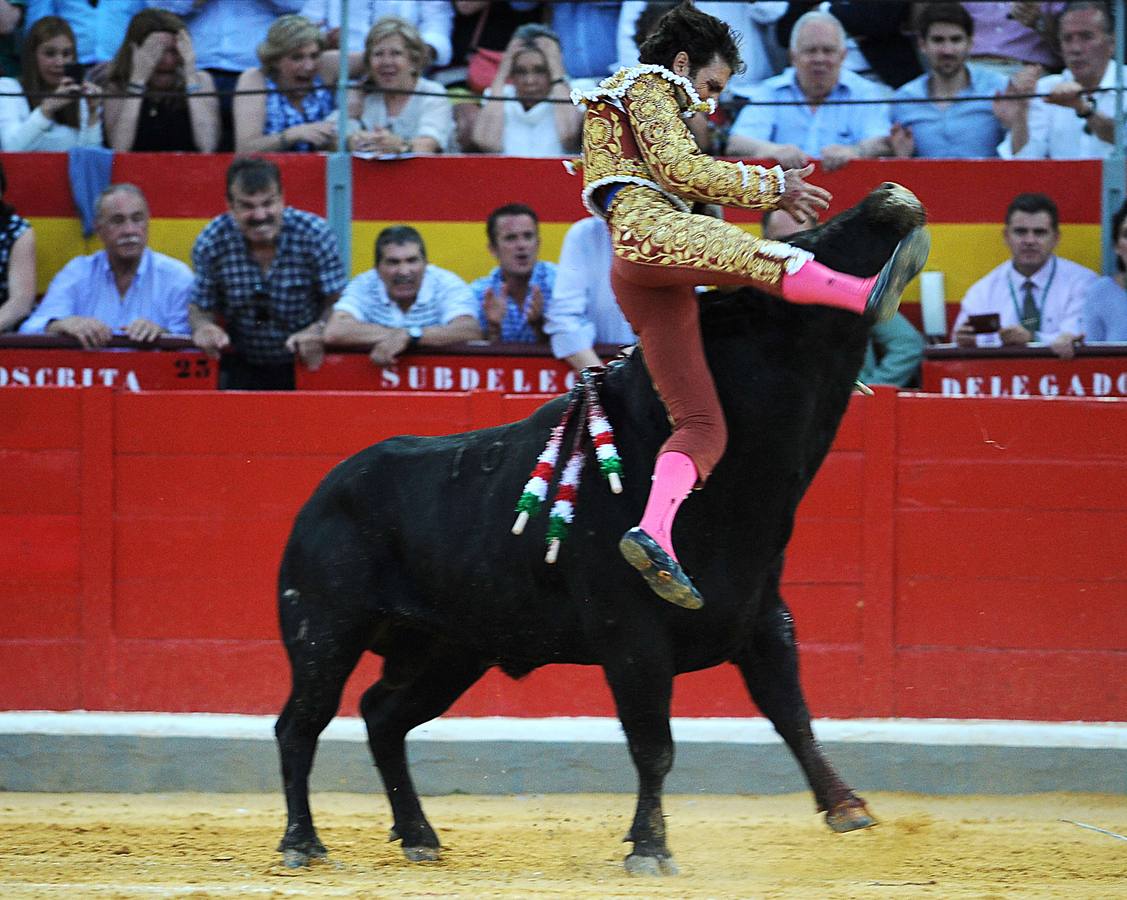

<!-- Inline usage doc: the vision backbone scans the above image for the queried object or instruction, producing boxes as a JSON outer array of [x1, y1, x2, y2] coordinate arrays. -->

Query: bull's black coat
[[275, 183, 926, 873]]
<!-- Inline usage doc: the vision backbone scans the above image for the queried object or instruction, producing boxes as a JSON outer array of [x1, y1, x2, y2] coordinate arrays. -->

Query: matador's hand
[[777, 164, 831, 228]]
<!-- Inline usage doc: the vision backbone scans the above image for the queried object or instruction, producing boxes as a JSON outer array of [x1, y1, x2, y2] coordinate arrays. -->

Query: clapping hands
[[482, 284, 544, 341]]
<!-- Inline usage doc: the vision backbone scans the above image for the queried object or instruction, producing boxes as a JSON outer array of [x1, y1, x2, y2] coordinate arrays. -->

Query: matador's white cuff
[[735, 162, 786, 195], [766, 164, 785, 195]]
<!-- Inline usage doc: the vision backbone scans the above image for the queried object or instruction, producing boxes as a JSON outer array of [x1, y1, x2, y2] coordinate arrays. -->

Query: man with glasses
[[188, 157, 347, 389]]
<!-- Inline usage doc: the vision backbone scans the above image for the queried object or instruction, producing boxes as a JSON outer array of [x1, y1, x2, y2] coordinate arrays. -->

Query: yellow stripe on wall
[[28, 217, 1102, 304], [914, 223, 1101, 304]]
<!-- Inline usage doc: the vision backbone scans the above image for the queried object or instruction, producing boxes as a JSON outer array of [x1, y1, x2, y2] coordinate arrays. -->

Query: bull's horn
[[545, 539, 560, 564], [608, 472, 622, 494], [512, 511, 530, 535]]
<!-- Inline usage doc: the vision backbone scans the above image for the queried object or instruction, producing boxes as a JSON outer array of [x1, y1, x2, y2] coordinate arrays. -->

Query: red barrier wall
[[3, 388, 1124, 721]]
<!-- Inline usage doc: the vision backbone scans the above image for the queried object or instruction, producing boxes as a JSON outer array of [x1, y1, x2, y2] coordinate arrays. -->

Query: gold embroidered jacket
[[571, 65, 786, 218]]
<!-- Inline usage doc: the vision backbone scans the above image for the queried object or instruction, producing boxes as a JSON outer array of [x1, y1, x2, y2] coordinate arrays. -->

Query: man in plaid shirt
[[188, 157, 348, 389], [470, 203, 556, 346]]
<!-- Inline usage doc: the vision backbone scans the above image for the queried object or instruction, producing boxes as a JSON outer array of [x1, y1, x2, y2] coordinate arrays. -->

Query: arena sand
[[1, 792, 1124, 898]]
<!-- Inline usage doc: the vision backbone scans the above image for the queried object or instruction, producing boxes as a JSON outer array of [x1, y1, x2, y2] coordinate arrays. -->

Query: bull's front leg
[[602, 647, 679, 876], [733, 598, 875, 833]]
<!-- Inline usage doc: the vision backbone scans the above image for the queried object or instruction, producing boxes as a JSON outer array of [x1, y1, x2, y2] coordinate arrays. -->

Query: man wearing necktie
[[953, 192, 1096, 359]]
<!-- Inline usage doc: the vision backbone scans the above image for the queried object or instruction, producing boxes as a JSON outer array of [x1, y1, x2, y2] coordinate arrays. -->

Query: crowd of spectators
[[0, 2, 1125, 388], [8, 156, 1122, 391], [0, 1, 1116, 159]]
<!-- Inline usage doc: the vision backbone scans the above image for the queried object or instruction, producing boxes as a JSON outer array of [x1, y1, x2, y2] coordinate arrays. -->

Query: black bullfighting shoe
[[618, 527, 704, 610], [864, 226, 931, 323]]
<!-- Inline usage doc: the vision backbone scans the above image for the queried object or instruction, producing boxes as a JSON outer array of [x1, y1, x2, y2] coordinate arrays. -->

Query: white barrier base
[[1, 711, 1124, 747]]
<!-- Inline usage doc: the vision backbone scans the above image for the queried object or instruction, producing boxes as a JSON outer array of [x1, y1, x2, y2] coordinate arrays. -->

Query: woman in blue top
[[233, 14, 338, 153]]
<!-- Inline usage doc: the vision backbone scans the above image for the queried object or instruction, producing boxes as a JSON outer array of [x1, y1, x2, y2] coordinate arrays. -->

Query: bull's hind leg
[[275, 608, 367, 868], [603, 649, 679, 876], [733, 599, 875, 833], [360, 644, 486, 862]]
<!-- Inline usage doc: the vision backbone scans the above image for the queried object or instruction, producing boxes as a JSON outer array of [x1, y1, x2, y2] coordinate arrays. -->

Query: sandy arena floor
[[1, 792, 1124, 898]]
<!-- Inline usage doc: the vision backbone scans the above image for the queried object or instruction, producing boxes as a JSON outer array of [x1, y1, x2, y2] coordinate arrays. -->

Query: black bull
[[275, 183, 927, 873]]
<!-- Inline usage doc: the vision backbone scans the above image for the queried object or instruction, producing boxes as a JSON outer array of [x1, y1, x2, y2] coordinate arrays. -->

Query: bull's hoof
[[864, 226, 930, 323], [402, 845, 442, 862], [619, 528, 703, 610], [389, 826, 442, 861], [277, 830, 328, 869], [281, 845, 329, 868], [825, 799, 878, 833], [624, 852, 679, 876]]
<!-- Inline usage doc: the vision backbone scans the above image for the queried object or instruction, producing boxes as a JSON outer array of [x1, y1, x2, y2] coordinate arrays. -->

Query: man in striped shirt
[[324, 225, 481, 366]]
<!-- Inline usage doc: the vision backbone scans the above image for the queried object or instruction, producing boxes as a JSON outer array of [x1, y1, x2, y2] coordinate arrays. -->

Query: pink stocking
[[638, 450, 698, 562], [780, 259, 875, 314]]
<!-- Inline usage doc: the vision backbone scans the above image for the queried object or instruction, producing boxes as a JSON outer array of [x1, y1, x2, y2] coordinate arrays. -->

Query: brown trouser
[[607, 186, 809, 483]]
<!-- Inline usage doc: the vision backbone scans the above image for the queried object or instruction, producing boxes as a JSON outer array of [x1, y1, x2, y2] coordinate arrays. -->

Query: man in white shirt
[[952, 193, 1097, 359], [324, 225, 481, 366], [20, 184, 192, 344], [996, 1, 1122, 159], [726, 9, 892, 172], [544, 216, 635, 372]]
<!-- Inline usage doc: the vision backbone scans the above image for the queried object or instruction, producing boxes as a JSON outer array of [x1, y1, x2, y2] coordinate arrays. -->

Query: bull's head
[[790, 181, 927, 278]]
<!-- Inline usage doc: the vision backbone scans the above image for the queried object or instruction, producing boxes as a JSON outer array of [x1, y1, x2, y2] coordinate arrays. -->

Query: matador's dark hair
[[638, 1, 745, 77]]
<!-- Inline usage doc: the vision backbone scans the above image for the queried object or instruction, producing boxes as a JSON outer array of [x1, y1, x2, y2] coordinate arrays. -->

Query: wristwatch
[[1077, 98, 1096, 119], [406, 325, 423, 349]]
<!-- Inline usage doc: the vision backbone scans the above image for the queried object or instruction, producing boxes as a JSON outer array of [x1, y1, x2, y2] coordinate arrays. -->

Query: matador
[[571, 2, 929, 610]]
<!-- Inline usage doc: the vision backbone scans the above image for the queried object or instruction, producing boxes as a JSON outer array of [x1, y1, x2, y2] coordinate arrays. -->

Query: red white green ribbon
[[510, 368, 624, 562], [545, 450, 585, 563], [511, 422, 565, 536], [585, 381, 623, 493]]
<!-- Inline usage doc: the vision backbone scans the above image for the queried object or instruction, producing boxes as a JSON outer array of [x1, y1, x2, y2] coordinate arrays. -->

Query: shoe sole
[[865, 227, 931, 323], [619, 532, 704, 610]]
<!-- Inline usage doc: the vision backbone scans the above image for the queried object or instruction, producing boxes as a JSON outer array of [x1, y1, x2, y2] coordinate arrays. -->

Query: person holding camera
[[0, 16, 103, 150], [102, 8, 219, 152], [470, 23, 581, 156], [952, 193, 1095, 359]]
